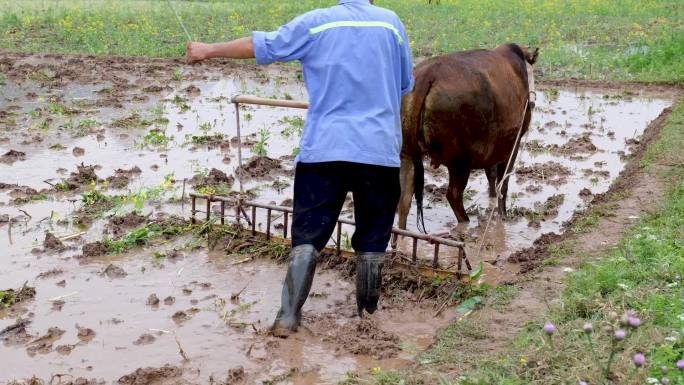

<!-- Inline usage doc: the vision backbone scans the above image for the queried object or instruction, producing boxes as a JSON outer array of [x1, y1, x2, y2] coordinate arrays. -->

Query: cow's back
[[406, 46, 530, 169]]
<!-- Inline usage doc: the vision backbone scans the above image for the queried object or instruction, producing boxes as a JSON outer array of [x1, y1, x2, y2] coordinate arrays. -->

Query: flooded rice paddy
[[0, 53, 674, 384]]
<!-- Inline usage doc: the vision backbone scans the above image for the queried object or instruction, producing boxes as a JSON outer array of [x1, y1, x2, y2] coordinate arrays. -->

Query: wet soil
[[0, 51, 678, 384]]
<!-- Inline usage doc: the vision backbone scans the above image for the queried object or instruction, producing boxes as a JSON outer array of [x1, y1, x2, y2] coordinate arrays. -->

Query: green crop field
[[1, 0, 683, 83]]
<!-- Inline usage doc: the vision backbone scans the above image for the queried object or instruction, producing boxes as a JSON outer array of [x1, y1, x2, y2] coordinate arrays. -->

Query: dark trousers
[[291, 161, 400, 253]]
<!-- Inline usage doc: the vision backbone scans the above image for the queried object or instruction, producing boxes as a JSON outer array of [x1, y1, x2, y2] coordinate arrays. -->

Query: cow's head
[[522, 46, 540, 66]]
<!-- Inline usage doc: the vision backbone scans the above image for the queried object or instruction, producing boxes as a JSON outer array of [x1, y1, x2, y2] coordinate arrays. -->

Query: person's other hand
[[186, 42, 209, 64]]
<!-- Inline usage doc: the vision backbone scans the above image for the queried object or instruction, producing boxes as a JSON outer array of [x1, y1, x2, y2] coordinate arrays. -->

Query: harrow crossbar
[[189, 193, 471, 273]]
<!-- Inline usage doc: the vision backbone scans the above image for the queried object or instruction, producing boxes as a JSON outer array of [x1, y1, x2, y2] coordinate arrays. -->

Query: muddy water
[[0, 55, 674, 383], [0, 230, 453, 384]]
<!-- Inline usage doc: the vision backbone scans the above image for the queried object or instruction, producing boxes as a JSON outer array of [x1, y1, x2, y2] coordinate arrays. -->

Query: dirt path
[[414, 103, 681, 380]]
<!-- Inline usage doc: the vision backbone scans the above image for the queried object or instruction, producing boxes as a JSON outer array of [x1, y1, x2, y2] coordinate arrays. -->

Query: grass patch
[[0, 0, 682, 83], [573, 202, 618, 233]]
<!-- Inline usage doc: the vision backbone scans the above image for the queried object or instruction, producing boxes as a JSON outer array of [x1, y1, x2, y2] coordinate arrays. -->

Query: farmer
[[186, 0, 414, 335]]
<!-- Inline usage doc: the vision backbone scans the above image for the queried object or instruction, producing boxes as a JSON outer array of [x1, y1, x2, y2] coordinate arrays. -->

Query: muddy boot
[[356, 252, 384, 317], [271, 244, 318, 337]]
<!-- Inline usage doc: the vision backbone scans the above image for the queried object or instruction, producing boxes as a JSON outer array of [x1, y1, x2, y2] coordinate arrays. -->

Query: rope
[[473, 95, 532, 261], [165, 0, 193, 41]]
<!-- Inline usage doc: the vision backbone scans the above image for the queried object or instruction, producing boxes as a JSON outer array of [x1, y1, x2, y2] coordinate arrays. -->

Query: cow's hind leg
[[393, 155, 415, 247], [446, 166, 471, 223], [486, 166, 497, 198], [496, 145, 521, 219]]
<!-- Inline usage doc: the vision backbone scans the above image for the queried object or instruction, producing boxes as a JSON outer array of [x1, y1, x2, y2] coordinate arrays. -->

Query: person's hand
[[186, 42, 209, 64]]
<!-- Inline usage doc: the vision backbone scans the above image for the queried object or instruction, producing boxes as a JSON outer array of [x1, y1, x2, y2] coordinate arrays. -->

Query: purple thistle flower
[[583, 323, 593, 333], [614, 329, 626, 341], [628, 316, 641, 328], [543, 323, 556, 335], [677, 359, 684, 370], [633, 353, 646, 367]]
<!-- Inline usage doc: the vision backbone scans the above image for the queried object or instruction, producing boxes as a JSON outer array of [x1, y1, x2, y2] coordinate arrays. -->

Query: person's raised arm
[[186, 37, 255, 64]]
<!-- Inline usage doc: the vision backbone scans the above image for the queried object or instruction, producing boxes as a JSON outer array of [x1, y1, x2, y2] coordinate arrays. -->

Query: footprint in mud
[[306, 315, 401, 360]]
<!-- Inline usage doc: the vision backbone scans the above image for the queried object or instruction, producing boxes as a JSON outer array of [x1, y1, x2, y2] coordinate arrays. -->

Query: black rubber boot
[[356, 252, 384, 317], [271, 244, 318, 337]]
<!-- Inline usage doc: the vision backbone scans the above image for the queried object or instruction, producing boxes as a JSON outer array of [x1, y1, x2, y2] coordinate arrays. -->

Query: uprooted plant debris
[[0, 283, 36, 309]]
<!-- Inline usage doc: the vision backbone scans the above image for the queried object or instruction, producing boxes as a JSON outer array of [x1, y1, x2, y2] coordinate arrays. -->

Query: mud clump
[[171, 309, 198, 325], [0, 149, 26, 164], [548, 133, 598, 156], [315, 316, 400, 359], [26, 327, 65, 356], [425, 183, 448, 203], [236, 156, 282, 179], [106, 166, 142, 189], [579, 187, 593, 198], [515, 162, 571, 187], [109, 211, 148, 237], [67, 163, 100, 187], [190, 167, 234, 189], [508, 232, 565, 273], [133, 333, 156, 346], [146, 294, 160, 306], [218, 367, 245, 385], [117, 364, 182, 385], [81, 241, 107, 257], [76, 324, 96, 342], [43, 232, 65, 251], [56, 344, 75, 355], [102, 264, 127, 279], [182, 84, 201, 96], [0, 318, 33, 346]]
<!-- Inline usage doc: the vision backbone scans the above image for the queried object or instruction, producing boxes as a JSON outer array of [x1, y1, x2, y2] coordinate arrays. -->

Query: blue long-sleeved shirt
[[252, 0, 414, 167]]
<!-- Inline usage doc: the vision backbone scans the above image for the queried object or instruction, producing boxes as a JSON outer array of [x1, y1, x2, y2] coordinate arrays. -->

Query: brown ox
[[397, 43, 538, 232]]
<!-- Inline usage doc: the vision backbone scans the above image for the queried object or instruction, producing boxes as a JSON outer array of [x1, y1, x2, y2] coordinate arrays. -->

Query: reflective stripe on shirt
[[308, 21, 404, 45]]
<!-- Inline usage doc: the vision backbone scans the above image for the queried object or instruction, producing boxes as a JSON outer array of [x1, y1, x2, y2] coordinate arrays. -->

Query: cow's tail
[[409, 73, 434, 234]]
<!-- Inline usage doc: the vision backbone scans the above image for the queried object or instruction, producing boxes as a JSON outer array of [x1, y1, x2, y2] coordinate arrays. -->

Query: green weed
[[279, 116, 304, 139], [252, 127, 270, 157]]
